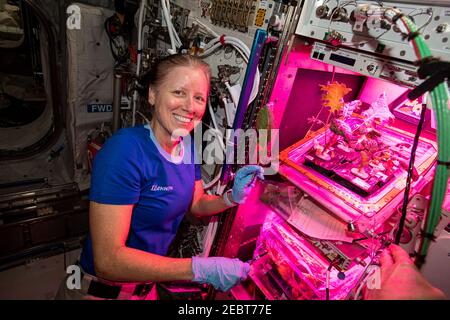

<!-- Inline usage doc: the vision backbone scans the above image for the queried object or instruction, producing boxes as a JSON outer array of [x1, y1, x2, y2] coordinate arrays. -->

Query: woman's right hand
[[191, 256, 251, 291], [230, 165, 265, 204]]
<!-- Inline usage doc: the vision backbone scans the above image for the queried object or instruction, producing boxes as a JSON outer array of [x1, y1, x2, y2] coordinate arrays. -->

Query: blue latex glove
[[231, 165, 264, 204], [191, 256, 251, 291]]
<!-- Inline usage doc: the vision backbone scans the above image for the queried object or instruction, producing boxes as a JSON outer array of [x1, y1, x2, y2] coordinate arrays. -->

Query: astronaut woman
[[56, 54, 263, 299]]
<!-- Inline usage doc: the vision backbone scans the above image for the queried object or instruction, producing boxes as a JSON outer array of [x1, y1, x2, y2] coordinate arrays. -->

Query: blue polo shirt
[[80, 124, 201, 275]]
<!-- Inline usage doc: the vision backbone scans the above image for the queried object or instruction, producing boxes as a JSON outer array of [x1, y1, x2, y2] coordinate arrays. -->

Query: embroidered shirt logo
[[150, 184, 174, 192]]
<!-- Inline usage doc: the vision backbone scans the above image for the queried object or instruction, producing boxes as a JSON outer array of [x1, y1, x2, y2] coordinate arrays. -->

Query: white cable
[[354, 270, 372, 300], [162, 0, 176, 47], [132, 0, 147, 126], [165, 0, 182, 47], [201, 35, 261, 195], [249, 68, 260, 104], [225, 82, 239, 109], [202, 36, 260, 104], [208, 99, 226, 152], [193, 17, 219, 37], [222, 96, 233, 127], [161, 0, 176, 53], [203, 36, 250, 57], [201, 216, 219, 257], [225, 37, 250, 56], [203, 167, 222, 189], [136, 111, 151, 124], [201, 41, 249, 64], [216, 181, 227, 195], [208, 99, 220, 133], [216, 37, 259, 103], [201, 37, 249, 63], [201, 42, 222, 56], [136, 0, 146, 77], [167, 0, 182, 47], [230, 45, 249, 64], [202, 100, 227, 191], [225, 44, 258, 102]]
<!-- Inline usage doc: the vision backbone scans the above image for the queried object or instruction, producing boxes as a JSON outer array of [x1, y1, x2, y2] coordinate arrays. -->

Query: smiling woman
[[147, 55, 211, 154], [55, 54, 264, 300]]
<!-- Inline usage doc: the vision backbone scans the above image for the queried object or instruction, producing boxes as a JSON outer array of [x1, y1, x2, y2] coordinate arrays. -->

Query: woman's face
[[149, 66, 209, 139]]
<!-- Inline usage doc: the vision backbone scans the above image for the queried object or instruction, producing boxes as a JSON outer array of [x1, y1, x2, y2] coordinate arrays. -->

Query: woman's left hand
[[230, 165, 264, 204]]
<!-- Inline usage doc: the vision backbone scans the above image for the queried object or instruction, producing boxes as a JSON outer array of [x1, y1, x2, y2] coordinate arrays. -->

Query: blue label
[[87, 104, 113, 113]]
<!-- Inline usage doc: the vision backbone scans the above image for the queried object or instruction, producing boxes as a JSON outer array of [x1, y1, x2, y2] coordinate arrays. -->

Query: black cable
[[437, 160, 450, 168], [352, 231, 390, 242], [326, 262, 333, 300], [395, 102, 427, 244], [405, 31, 421, 41], [104, 14, 129, 64], [325, 257, 343, 300], [392, 13, 405, 24]]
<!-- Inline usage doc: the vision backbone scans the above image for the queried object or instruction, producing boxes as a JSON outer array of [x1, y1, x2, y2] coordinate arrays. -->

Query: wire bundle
[[201, 36, 260, 110], [388, 10, 450, 267], [160, 0, 182, 54]]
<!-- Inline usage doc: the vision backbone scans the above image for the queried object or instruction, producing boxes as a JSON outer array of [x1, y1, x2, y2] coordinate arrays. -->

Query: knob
[[332, 7, 348, 22], [367, 64, 375, 73], [269, 14, 281, 28], [437, 23, 448, 33], [316, 5, 329, 18], [269, 14, 284, 32]]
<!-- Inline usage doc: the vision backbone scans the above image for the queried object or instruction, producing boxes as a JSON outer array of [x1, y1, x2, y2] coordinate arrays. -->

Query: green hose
[[400, 16, 450, 267]]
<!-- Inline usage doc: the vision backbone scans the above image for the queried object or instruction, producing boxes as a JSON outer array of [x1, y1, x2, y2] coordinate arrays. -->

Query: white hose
[[201, 99, 227, 191], [201, 36, 260, 104], [201, 35, 261, 193], [193, 17, 219, 37], [225, 81, 239, 108], [208, 99, 220, 132], [164, 0, 182, 47], [229, 45, 249, 64], [224, 37, 250, 56], [132, 0, 147, 126], [203, 167, 222, 189], [201, 216, 219, 257], [202, 37, 249, 63], [250, 68, 260, 103], [201, 42, 222, 56], [161, 0, 176, 53], [136, 0, 146, 77], [208, 99, 226, 153]]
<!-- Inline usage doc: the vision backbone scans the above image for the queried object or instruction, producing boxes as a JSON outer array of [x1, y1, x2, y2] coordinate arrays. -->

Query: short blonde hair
[[148, 54, 211, 91]]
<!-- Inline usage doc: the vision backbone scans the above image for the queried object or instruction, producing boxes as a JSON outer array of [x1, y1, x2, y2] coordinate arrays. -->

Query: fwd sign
[[87, 104, 113, 113]]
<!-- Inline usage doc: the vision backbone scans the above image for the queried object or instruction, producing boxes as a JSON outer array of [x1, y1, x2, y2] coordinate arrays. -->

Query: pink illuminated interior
[[228, 40, 438, 300]]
